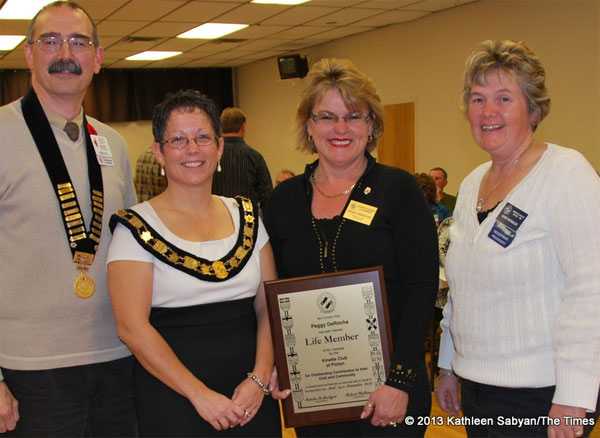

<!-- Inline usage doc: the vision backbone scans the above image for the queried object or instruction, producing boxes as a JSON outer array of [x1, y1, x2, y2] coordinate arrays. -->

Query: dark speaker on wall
[[277, 54, 309, 79]]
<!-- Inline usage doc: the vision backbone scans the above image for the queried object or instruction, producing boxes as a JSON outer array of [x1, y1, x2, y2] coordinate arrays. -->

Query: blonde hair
[[461, 40, 550, 131], [295, 58, 384, 154]]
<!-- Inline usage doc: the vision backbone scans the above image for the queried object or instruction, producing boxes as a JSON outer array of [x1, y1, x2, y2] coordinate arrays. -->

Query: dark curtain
[[0, 70, 31, 105], [0, 68, 234, 122]]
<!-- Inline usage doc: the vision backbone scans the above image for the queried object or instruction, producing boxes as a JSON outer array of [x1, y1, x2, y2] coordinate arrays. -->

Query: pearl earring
[[160, 164, 165, 176], [217, 161, 222, 173]]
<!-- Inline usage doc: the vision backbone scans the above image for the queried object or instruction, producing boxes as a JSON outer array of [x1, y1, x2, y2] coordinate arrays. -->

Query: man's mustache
[[48, 59, 82, 75]]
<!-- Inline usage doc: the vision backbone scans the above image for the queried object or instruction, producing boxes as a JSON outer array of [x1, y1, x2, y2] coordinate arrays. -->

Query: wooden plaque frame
[[265, 266, 393, 428]]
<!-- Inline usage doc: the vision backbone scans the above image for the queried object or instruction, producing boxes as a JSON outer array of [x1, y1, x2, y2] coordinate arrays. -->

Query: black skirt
[[134, 297, 281, 437]]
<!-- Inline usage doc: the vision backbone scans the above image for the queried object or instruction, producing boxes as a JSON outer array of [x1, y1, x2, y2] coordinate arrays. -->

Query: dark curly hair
[[414, 172, 437, 204], [152, 89, 221, 149]]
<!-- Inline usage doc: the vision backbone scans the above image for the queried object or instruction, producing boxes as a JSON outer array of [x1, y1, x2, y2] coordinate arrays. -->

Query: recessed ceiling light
[[0, 35, 26, 50], [0, 0, 54, 20], [251, 0, 311, 4], [177, 23, 248, 40], [126, 51, 182, 61]]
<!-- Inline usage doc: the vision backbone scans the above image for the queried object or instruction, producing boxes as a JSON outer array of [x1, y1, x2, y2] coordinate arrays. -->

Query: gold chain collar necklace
[[311, 172, 356, 198]]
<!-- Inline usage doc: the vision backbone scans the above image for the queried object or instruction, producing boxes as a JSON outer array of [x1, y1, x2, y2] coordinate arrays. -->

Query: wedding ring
[[366, 402, 373, 408], [245, 410, 251, 418], [575, 431, 583, 436]]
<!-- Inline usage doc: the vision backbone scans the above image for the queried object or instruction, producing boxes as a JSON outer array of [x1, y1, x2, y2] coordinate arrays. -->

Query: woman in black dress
[[264, 58, 439, 437]]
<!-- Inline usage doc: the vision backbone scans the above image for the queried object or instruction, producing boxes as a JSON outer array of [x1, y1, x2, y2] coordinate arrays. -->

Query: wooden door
[[377, 103, 415, 173]]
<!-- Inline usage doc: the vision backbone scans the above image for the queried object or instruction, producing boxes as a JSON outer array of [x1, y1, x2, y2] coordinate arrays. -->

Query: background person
[[414, 172, 451, 227], [275, 168, 295, 186], [435, 40, 600, 438], [212, 107, 273, 216], [0, 1, 137, 435], [265, 58, 438, 437], [429, 167, 457, 214], [107, 90, 281, 437], [134, 146, 168, 201]]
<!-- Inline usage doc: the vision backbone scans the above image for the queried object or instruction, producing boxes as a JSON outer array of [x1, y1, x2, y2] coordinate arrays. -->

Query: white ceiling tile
[[76, 0, 129, 20], [0, 59, 26, 68], [97, 20, 149, 36], [234, 38, 290, 51], [353, 9, 429, 26], [149, 38, 207, 51], [0, 20, 29, 34], [108, 38, 168, 51], [99, 36, 122, 48], [261, 5, 338, 26], [355, 0, 422, 9], [231, 25, 290, 39], [107, 0, 187, 21], [215, 3, 291, 24], [306, 8, 385, 26], [271, 25, 333, 39], [272, 39, 328, 50], [0, 0, 476, 68], [131, 21, 196, 38], [402, 0, 459, 12], [180, 58, 222, 67], [1, 48, 26, 59], [311, 26, 373, 40], [161, 2, 241, 22], [306, 0, 365, 6], [108, 59, 153, 68]]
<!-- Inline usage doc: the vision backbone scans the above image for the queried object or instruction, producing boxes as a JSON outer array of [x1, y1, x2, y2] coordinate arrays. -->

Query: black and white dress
[[108, 196, 281, 437]]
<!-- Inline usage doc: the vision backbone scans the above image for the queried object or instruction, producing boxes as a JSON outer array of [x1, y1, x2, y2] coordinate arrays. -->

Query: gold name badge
[[343, 200, 378, 226]]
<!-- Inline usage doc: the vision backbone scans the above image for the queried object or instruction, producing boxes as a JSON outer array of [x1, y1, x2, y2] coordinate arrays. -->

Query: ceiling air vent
[[211, 38, 246, 44], [124, 36, 162, 43]]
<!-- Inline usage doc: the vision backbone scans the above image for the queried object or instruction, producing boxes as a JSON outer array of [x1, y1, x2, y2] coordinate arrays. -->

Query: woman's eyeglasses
[[160, 135, 219, 149], [310, 112, 370, 126]]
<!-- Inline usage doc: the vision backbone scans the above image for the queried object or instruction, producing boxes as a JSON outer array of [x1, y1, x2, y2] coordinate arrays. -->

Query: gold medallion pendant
[[74, 272, 95, 298]]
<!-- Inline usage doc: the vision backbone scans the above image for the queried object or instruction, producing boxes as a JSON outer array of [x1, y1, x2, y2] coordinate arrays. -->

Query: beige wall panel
[[235, 0, 599, 194]]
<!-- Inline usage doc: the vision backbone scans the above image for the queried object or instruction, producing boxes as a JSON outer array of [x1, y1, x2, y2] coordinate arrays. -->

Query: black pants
[[461, 379, 600, 438], [1, 357, 137, 437]]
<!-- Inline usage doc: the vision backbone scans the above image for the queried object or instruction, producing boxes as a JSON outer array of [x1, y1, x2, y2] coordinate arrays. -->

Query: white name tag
[[91, 135, 114, 166]]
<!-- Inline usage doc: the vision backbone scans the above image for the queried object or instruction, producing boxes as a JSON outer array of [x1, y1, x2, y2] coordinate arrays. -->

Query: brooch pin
[[364, 187, 371, 195]]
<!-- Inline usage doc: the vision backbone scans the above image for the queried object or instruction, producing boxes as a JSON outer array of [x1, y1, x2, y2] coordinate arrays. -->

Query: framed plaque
[[264, 266, 393, 428]]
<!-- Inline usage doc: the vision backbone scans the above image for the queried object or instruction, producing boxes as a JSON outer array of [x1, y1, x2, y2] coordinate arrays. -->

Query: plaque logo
[[317, 292, 336, 313]]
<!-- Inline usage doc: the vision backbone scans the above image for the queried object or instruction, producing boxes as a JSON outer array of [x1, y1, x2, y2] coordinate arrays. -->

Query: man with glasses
[[0, 2, 137, 435]]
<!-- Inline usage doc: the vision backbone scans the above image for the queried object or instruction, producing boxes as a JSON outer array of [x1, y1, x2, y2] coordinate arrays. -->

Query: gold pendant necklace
[[476, 139, 534, 213], [74, 272, 96, 298], [311, 173, 355, 198]]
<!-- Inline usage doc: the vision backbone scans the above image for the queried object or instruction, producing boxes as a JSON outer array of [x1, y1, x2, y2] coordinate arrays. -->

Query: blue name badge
[[488, 203, 528, 248]]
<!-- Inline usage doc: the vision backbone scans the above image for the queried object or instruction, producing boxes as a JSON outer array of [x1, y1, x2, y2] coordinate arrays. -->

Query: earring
[[160, 164, 165, 177], [217, 161, 222, 173], [308, 135, 317, 153], [368, 134, 373, 143]]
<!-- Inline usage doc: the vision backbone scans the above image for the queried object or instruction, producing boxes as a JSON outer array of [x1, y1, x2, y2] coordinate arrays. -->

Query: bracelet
[[439, 369, 455, 378], [247, 372, 270, 395]]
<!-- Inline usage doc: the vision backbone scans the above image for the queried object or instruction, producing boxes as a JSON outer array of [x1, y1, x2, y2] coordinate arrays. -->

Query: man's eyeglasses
[[310, 112, 370, 126], [161, 135, 219, 149], [33, 36, 95, 52]]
